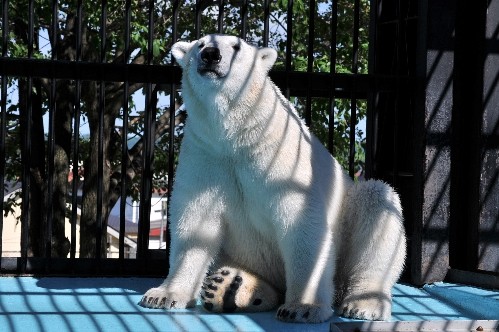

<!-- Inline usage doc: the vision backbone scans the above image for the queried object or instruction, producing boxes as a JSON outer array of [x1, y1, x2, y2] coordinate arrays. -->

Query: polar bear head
[[171, 34, 278, 103]]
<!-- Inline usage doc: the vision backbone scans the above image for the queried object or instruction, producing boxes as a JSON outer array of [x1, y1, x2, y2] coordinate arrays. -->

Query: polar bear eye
[[232, 44, 240, 51], [198, 42, 205, 49]]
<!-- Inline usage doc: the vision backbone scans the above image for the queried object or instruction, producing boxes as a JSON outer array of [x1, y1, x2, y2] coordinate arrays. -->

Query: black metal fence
[[1, 0, 497, 287], [0, 0, 379, 275]]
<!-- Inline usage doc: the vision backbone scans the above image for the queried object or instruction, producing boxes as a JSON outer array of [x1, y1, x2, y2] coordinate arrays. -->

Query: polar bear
[[139, 34, 406, 323]]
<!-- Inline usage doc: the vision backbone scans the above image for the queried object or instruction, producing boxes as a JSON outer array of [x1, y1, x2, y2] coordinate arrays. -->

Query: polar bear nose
[[201, 47, 222, 64]]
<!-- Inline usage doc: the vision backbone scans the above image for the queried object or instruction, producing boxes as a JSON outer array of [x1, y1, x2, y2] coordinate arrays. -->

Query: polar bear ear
[[258, 47, 278, 72], [171, 41, 195, 68]]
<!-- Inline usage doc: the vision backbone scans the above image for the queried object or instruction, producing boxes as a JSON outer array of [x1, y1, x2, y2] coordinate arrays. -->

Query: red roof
[[149, 228, 166, 237]]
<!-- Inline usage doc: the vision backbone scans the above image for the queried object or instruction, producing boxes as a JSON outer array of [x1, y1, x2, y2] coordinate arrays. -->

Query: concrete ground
[[0, 277, 497, 331]]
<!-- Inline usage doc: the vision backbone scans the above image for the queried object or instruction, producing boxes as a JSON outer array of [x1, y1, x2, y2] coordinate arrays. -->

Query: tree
[[1, 0, 369, 258]]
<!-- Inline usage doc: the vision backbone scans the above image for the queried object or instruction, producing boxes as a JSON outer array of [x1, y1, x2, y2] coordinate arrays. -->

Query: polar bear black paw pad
[[277, 308, 309, 320], [201, 269, 243, 313], [200, 267, 279, 313]]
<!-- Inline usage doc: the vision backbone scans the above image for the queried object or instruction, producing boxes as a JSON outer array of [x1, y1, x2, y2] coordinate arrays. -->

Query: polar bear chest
[[227, 165, 277, 232]]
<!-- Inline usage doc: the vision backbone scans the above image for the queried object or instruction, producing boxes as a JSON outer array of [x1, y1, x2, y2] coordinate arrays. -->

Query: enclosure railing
[[0, 0, 406, 276]]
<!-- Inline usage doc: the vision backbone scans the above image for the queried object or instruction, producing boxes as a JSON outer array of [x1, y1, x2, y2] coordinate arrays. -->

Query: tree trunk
[[19, 79, 47, 257], [50, 80, 73, 258], [80, 82, 117, 258]]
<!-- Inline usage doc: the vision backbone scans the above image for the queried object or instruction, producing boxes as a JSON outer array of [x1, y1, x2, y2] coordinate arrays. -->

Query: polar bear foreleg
[[139, 182, 227, 309], [276, 226, 336, 323], [335, 180, 406, 320]]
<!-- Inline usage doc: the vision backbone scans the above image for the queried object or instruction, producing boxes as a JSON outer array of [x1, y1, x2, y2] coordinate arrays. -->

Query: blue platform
[[0, 277, 497, 331]]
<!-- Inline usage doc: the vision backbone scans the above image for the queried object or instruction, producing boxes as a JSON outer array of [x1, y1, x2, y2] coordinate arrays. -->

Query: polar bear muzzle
[[197, 46, 225, 78], [201, 47, 222, 65]]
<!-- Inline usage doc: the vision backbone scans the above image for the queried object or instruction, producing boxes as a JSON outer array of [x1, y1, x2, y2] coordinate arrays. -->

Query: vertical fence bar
[[307, 0, 315, 72], [328, 0, 338, 154], [218, 0, 224, 33], [137, 88, 154, 259], [45, 0, 59, 263], [304, 0, 315, 127], [285, 0, 293, 72], [70, 93, 80, 260], [348, 0, 360, 178], [20, 80, 32, 272], [96, 0, 108, 260], [119, 0, 132, 261], [240, 0, 248, 39], [195, 0, 202, 39], [147, 0, 154, 65], [19, 0, 37, 270], [0, 0, 9, 261], [392, 0, 403, 185], [28, 0, 34, 58], [263, 0, 270, 47], [365, 0, 378, 179], [166, 0, 180, 265], [285, 0, 293, 99], [70, 0, 83, 260], [0, 79, 4, 259], [137, 0, 156, 259]]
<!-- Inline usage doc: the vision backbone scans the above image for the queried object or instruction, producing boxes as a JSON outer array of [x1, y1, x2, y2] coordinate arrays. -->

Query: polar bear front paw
[[139, 286, 196, 309], [276, 303, 333, 323], [201, 267, 279, 313], [339, 294, 391, 320]]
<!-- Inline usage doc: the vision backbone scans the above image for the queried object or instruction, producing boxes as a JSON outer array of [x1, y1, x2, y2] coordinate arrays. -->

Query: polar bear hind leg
[[335, 179, 406, 320], [201, 267, 281, 313]]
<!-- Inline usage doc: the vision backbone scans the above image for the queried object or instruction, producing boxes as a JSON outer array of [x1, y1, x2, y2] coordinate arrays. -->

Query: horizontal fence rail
[[0, 58, 410, 95]]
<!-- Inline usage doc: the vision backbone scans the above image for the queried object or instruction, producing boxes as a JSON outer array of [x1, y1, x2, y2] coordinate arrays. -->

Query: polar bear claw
[[276, 303, 333, 323], [138, 287, 196, 309], [340, 293, 391, 321]]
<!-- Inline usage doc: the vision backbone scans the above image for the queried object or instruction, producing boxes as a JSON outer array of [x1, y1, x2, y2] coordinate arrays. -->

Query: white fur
[[140, 34, 406, 323]]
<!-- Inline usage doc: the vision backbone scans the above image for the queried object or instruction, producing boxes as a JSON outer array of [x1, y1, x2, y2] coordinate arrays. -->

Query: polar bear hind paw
[[139, 286, 196, 309], [339, 295, 391, 321], [276, 303, 333, 323], [201, 267, 279, 313]]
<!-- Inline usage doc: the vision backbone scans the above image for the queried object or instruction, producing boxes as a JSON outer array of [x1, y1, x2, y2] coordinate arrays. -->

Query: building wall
[[2, 200, 81, 258]]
